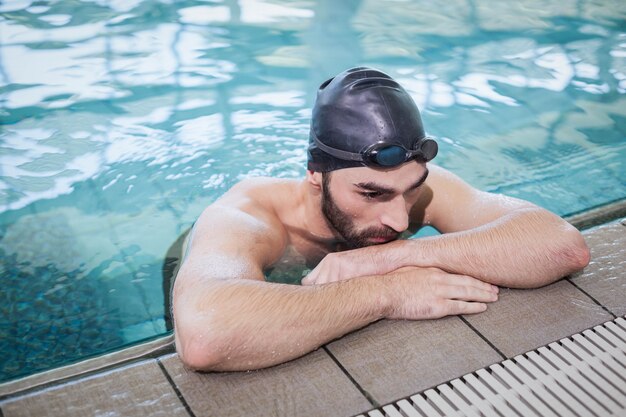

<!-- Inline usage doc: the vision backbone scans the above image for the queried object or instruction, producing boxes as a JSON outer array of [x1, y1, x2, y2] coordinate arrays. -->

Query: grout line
[[156, 359, 197, 417], [459, 316, 507, 360], [565, 278, 617, 319], [322, 347, 380, 409]]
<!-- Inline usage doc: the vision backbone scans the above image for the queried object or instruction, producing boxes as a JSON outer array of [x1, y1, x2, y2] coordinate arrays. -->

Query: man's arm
[[173, 179, 498, 372], [304, 165, 590, 288]]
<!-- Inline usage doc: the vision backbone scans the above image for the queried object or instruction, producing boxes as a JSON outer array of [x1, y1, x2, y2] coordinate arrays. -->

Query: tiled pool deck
[[0, 207, 624, 417]]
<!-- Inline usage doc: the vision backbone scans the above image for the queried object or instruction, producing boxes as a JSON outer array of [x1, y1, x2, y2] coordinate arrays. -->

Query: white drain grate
[[356, 317, 626, 417]]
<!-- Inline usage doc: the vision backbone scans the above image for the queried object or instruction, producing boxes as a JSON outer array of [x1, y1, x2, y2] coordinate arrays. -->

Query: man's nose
[[379, 196, 410, 233]]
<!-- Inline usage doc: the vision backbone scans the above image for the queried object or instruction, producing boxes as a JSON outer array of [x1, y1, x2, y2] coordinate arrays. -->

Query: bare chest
[[265, 231, 336, 284]]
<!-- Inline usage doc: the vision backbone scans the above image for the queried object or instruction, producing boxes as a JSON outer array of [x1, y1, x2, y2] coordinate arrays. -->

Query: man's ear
[[306, 170, 323, 190]]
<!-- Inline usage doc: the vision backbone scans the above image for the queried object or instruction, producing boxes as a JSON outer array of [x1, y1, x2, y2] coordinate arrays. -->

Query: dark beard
[[321, 173, 399, 249]]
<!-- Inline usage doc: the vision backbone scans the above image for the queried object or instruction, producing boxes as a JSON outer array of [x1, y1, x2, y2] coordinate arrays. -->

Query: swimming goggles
[[312, 132, 438, 168]]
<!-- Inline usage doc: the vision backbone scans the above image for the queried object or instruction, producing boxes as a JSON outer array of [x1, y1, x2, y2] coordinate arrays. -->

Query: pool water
[[1, 0, 625, 383]]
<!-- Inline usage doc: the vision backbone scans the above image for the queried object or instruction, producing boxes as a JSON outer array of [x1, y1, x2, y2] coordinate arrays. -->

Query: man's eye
[[361, 192, 382, 199]]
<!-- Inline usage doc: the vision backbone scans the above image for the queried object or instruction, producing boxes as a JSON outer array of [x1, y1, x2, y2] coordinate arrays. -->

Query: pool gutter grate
[[355, 317, 626, 417]]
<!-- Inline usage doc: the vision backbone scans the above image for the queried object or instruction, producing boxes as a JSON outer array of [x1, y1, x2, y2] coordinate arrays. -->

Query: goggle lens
[[372, 145, 407, 166]]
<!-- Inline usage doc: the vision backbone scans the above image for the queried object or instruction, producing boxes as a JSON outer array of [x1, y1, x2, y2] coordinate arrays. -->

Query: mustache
[[359, 227, 400, 240]]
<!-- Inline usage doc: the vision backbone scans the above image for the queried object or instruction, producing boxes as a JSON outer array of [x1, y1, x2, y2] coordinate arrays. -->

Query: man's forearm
[[398, 208, 590, 288], [174, 276, 388, 371], [174, 265, 499, 371]]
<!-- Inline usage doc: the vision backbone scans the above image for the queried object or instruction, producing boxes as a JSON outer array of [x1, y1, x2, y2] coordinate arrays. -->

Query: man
[[172, 67, 590, 372]]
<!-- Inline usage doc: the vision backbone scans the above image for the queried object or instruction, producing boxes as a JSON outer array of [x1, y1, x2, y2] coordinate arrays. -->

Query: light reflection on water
[[0, 0, 625, 382]]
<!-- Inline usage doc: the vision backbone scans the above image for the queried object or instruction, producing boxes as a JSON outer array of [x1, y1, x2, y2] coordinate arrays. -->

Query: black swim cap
[[307, 67, 437, 172]]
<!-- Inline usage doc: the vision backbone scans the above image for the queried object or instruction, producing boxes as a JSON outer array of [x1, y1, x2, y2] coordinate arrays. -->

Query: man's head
[[307, 67, 437, 172], [307, 67, 436, 248]]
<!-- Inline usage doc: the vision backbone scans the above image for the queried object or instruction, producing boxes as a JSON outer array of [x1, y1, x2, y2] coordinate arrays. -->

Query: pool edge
[[0, 335, 174, 399], [564, 197, 626, 230]]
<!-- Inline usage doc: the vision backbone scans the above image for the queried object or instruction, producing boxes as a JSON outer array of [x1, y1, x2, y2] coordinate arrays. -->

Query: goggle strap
[[311, 131, 365, 162]]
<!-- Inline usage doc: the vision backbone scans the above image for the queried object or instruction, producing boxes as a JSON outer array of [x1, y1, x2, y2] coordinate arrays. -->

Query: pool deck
[[1, 207, 625, 417]]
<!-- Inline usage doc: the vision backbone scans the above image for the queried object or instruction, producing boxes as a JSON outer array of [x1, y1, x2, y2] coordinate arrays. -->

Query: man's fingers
[[446, 300, 488, 315], [438, 283, 498, 303], [438, 273, 499, 294]]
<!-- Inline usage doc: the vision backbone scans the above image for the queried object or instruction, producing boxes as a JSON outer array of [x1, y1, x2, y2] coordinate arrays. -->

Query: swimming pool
[[0, 0, 624, 383]]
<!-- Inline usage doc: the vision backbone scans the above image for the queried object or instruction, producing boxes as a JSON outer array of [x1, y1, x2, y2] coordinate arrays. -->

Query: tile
[[570, 221, 626, 317], [160, 350, 371, 417], [463, 279, 613, 358], [0, 360, 186, 417], [326, 317, 502, 405]]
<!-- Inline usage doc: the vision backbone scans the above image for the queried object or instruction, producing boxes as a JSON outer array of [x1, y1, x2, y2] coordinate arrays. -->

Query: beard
[[321, 173, 399, 249]]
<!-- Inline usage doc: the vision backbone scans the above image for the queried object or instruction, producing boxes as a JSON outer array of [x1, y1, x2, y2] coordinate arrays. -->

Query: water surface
[[1, 0, 625, 382]]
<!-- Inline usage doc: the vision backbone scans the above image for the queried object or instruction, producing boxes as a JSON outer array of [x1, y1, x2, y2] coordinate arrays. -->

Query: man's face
[[320, 162, 429, 249]]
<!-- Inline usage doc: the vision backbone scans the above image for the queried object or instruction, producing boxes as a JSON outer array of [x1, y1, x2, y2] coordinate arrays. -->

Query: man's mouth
[[367, 235, 397, 244]]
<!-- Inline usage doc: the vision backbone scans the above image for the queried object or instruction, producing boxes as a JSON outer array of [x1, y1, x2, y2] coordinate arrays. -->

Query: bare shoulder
[[420, 164, 535, 232], [183, 177, 298, 280], [214, 177, 300, 226]]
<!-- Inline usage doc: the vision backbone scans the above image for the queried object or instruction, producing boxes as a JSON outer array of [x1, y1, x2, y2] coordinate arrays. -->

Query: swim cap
[[307, 67, 436, 172]]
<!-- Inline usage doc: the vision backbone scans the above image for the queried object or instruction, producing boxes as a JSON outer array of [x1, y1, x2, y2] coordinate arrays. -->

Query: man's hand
[[305, 263, 500, 319], [380, 267, 499, 319], [301, 251, 364, 285], [302, 247, 397, 285]]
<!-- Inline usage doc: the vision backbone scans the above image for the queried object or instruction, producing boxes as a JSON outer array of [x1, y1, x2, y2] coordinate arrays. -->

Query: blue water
[[1, 0, 625, 383]]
